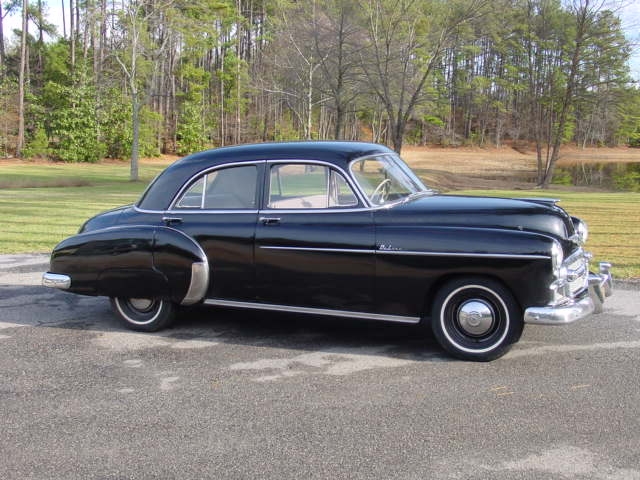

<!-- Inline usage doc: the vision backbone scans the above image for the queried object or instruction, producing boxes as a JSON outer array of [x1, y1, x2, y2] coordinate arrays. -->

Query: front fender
[[374, 225, 557, 317], [48, 226, 209, 305]]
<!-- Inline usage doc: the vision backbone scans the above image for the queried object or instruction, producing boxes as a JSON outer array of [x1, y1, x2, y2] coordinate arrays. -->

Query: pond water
[[554, 162, 640, 191]]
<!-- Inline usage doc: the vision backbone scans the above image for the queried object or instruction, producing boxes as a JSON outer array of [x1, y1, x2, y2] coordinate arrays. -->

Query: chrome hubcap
[[457, 300, 495, 336], [129, 298, 154, 311]]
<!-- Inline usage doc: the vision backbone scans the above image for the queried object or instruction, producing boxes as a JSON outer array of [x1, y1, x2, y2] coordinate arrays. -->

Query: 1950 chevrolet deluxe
[[43, 142, 613, 361]]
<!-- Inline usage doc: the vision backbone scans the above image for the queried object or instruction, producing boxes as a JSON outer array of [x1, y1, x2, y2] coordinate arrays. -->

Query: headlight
[[575, 219, 588, 245], [551, 241, 564, 274]]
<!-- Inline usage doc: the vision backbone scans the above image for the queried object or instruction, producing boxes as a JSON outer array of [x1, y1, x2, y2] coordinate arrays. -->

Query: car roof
[[137, 141, 394, 211]]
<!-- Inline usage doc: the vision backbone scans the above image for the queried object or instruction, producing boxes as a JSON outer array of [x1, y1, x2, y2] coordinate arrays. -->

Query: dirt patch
[[0, 155, 178, 168], [0, 178, 93, 189]]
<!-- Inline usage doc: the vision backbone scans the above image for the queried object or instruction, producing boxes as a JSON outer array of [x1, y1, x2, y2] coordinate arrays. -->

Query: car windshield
[[350, 154, 430, 206]]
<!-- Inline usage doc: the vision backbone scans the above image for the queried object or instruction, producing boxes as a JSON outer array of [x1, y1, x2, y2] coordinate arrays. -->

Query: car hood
[[377, 194, 575, 240]]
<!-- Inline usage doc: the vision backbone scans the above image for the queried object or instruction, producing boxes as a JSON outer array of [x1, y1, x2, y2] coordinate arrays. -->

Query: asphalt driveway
[[1, 254, 639, 479]]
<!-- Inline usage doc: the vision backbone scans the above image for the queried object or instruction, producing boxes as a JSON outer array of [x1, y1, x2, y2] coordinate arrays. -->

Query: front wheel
[[430, 277, 523, 361], [110, 297, 176, 332]]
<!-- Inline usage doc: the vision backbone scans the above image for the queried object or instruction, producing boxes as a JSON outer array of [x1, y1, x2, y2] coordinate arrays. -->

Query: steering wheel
[[371, 178, 391, 205]]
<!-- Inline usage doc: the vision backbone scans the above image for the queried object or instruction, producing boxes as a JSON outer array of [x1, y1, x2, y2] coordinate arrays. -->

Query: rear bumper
[[42, 272, 71, 290], [524, 262, 613, 326]]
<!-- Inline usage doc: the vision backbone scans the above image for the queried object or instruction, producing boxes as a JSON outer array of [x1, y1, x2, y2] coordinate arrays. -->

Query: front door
[[254, 162, 375, 313]]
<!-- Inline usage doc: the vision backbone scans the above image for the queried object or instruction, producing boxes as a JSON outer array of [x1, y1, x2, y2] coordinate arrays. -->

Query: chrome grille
[[564, 249, 589, 296]]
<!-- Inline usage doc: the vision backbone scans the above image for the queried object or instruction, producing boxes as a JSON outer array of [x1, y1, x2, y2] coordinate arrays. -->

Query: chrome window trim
[[136, 156, 430, 215], [258, 207, 371, 214], [348, 152, 432, 208], [169, 160, 265, 211], [134, 205, 260, 215], [204, 298, 421, 324], [265, 159, 368, 208], [133, 205, 164, 214], [168, 209, 260, 215]]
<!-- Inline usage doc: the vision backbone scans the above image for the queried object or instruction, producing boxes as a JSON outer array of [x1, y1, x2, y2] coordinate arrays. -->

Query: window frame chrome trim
[[135, 155, 433, 215], [168, 160, 265, 212], [203, 298, 421, 324], [264, 159, 369, 209], [257, 207, 371, 214], [348, 152, 433, 208]]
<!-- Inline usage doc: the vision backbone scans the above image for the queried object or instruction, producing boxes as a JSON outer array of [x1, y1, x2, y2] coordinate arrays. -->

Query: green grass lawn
[[1, 161, 638, 279], [0, 160, 169, 253]]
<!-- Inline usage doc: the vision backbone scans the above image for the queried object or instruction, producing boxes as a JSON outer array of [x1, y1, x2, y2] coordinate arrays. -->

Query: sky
[[2, 0, 640, 80]]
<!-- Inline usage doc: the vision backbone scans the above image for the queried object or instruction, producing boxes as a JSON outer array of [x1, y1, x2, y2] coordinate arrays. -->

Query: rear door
[[166, 162, 263, 301]]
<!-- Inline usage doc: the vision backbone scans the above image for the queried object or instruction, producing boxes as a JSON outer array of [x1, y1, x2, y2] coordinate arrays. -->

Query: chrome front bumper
[[524, 262, 613, 326], [42, 272, 71, 290]]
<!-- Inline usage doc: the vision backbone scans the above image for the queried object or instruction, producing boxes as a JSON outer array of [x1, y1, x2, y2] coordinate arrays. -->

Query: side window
[[268, 163, 358, 209], [329, 170, 358, 207], [175, 165, 258, 210], [175, 177, 204, 208]]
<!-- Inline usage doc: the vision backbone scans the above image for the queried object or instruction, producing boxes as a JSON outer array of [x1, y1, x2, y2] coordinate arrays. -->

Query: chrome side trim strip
[[181, 262, 209, 306], [203, 299, 421, 324], [260, 246, 375, 254], [259, 245, 549, 260], [377, 250, 549, 260], [42, 273, 71, 290]]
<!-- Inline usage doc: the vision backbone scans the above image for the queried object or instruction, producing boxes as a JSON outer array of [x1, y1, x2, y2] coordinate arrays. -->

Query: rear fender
[[153, 227, 209, 305], [49, 226, 208, 304]]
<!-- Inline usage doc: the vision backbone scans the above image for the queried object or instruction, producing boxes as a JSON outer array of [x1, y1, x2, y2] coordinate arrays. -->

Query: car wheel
[[110, 297, 176, 332], [431, 277, 523, 361]]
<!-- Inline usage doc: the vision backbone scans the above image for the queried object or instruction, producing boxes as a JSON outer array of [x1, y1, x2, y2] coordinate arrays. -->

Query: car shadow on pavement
[[0, 283, 449, 363]]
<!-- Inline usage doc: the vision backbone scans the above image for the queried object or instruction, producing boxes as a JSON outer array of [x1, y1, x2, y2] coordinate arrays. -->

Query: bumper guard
[[524, 262, 613, 326], [42, 272, 71, 290]]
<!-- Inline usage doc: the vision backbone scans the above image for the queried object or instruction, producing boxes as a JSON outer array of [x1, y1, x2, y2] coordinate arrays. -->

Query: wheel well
[[421, 274, 522, 319]]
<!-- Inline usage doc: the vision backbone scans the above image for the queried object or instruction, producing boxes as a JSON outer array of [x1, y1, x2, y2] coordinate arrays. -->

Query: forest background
[[1, 0, 639, 187]]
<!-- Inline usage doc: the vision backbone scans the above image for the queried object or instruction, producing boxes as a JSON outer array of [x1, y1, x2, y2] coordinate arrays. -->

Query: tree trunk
[[392, 117, 405, 153], [70, 0, 75, 69], [0, 2, 6, 71], [540, 2, 589, 188], [16, 0, 29, 157], [131, 93, 140, 181]]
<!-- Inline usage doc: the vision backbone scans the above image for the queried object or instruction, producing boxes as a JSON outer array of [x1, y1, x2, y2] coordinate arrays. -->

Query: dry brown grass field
[[402, 145, 640, 191]]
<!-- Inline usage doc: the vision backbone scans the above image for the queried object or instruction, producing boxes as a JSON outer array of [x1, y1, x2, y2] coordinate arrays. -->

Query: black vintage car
[[43, 142, 613, 361]]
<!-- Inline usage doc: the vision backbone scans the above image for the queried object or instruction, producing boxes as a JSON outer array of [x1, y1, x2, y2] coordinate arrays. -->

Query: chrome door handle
[[259, 217, 281, 226], [162, 216, 183, 226]]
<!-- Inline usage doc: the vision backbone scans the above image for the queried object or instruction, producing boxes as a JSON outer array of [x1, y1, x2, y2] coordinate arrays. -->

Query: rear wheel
[[430, 277, 523, 361], [110, 297, 176, 332]]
